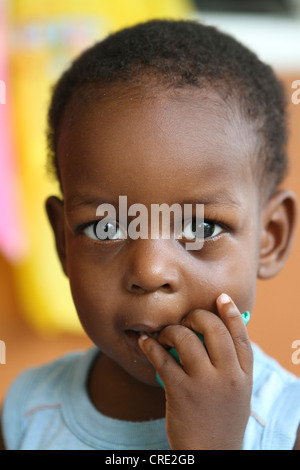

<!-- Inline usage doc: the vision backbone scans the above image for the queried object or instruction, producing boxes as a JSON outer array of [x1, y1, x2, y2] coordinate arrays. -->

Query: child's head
[[47, 19, 288, 200], [45, 19, 297, 387]]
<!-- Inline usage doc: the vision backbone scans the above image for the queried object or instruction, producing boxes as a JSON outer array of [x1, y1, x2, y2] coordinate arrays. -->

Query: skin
[[1, 84, 298, 450]]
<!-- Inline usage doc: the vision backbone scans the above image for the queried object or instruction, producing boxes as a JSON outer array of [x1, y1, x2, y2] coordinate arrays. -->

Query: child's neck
[[88, 353, 166, 421]]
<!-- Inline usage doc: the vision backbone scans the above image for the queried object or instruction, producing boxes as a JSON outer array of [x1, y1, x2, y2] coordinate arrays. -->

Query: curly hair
[[47, 19, 288, 197]]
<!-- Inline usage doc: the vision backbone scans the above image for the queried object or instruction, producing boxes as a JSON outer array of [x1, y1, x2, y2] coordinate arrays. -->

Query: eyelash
[[76, 218, 228, 245]]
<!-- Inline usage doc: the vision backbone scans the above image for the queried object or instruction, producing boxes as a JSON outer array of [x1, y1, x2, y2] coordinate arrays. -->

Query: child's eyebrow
[[67, 190, 242, 210], [67, 196, 118, 209], [180, 191, 242, 209]]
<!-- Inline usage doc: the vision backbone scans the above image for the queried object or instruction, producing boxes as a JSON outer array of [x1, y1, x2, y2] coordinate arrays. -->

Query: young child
[[1, 19, 300, 450]]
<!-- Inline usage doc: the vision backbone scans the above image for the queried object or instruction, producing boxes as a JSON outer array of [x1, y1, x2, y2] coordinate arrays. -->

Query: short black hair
[[47, 19, 288, 197]]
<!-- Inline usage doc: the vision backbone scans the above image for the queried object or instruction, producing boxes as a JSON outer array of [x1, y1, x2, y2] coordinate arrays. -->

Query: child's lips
[[124, 330, 147, 358], [124, 327, 163, 358], [125, 325, 164, 339]]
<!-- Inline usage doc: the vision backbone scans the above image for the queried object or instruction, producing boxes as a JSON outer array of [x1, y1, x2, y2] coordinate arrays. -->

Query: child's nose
[[124, 239, 183, 295]]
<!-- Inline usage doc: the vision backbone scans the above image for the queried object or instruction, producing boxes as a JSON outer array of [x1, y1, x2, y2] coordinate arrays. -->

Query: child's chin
[[140, 372, 162, 388], [126, 360, 161, 388]]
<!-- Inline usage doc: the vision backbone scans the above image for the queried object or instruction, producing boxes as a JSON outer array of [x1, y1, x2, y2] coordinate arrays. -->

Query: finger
[[157, 324, 211, 375], [182, 308, 239, 370], [138, 334, 186, 388], [216, 293, 253, 374]]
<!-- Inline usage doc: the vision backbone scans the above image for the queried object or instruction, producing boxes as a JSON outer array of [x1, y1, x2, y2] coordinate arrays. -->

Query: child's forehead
[[58, 84, 258, 201], [60, 82, 257, 152]]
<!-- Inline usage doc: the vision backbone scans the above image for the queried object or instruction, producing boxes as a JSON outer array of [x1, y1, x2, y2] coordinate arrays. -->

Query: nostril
[[131, 284, 144, 292], [130, 283, 172, 293], [161, 283, 171, 290]]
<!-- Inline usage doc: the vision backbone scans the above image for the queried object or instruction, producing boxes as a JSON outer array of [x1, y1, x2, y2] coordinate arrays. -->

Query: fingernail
[[219, 293, 231, 304], [138, 334, 149, 342]]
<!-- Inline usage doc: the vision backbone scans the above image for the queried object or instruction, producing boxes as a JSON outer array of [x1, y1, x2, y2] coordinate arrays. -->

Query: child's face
[[49, 85, 264, 386]]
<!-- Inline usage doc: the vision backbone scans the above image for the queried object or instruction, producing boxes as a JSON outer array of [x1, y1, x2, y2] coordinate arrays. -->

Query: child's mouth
[[125, 329, 160, 341], [124, 328, 162, 358]]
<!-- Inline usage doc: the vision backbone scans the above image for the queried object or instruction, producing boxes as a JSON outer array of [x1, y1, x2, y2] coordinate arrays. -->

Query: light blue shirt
[[2, 344, 300, 450]]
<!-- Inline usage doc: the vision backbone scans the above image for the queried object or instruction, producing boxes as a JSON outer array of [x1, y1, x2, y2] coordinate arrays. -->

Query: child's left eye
[[181, 219, 223, 240], [82, 220, 126, 241]]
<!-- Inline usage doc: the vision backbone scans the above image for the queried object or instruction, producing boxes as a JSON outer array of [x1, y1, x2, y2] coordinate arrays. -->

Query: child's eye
[[82, 220, 126, 241], [181, 219, 223, 241]]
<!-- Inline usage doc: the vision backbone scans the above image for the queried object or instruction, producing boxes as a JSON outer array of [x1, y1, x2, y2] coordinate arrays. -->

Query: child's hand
[[138, 294, 253, 450]]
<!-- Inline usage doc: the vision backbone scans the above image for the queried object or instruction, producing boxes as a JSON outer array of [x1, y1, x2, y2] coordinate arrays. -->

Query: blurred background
[[0, 0, 300, 403]]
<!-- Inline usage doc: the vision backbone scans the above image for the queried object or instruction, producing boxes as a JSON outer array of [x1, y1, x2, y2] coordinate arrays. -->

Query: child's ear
[[45, 196, 68, 277], [258, 189, 298, 279]]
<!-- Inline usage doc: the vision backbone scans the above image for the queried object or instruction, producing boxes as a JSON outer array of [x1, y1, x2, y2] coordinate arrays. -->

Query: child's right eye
[[82, 221, 126, 241]]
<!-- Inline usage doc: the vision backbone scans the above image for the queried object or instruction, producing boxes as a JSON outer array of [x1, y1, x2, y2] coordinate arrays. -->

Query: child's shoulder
[[1, 348, 98, 449], [252, 342, 298, 387], [245, 343, 300, 450], [6, 348, 95, 405]]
